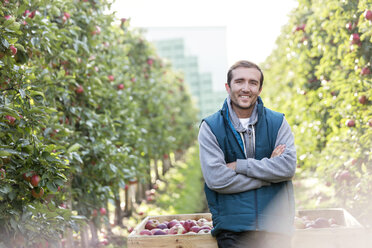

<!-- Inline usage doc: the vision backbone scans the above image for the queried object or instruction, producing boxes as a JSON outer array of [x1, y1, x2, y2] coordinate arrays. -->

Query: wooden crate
[[127, 213, 218, 248], [292, 208, 368, 248], [128, 209, 368, 248]]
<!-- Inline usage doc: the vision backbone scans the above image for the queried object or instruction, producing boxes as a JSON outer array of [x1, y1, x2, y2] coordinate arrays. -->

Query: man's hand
[[226, 161, 237, 170], [271, 144, 286, 158]]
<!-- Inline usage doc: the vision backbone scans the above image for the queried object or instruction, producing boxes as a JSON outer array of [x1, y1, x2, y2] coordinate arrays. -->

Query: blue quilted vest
[[203, 97, 295, 237]]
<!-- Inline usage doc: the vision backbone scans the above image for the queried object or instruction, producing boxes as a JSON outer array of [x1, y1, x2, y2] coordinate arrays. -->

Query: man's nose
[[241, 82, 250, 91]]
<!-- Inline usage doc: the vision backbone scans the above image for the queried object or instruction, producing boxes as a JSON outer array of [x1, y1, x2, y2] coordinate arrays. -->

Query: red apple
[[5, 115, 16, 125], [294, 217, 306, 229], [92, 26, 101, 35], [156, 223, 167, 230], [146, 195, 154, 202], [23, 10, 30, 17], [350, 33, 360, 44], [28, 10, 36, 19], [23, 173, 31, 181], [153, 229, 167, 235], [183, 219, 196, 232], [64, 12, 71, 19], [145, 219, 159, 230], [127, 226, 134, 233], [197, 218, 208, 227], [359, 95, 368, 104], [31, 187, 44, 198], [169, 224, 186, 234], [0, 168, 5, 178], [147, 58, 153, 66], [199, 225, 212, 231], [313, 217, 330, 228], [139, 230, 152, 235], [190, 225, 201, 233], [9, 45, 17, 55], [198, 229, 211, 234], [337, 170, 352, 182], [117, 83, 124, 90], [100, 207, 106, 215], [361, 67, 371, 75], [345, 22, 353, 31], [328, 218, 337, 225], [31, 174, 41, 187], [75, 85, 84, 94], [346, 119, 355, 127], [167, 219, 179, 229], [364, 10, 372, 21], [108, 75, 114, 81]]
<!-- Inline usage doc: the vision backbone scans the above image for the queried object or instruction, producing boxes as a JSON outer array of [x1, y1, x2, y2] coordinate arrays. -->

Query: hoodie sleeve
[[198, 121, 270, 194], [235, 117, 297, 183]]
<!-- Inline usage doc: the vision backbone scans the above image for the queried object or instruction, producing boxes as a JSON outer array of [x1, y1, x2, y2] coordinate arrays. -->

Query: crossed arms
[[198, 118, 297, 194]]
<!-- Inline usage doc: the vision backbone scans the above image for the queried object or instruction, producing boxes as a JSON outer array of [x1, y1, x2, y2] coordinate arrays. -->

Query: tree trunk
[[114, 191, 123, 227], [153, 159, 160, 181], [80, 224, 89, 248], [65, 174, 74, 248], [89, 220, 99, 247]]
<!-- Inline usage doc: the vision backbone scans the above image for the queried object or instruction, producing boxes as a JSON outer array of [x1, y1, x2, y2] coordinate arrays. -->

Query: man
[[198, 60, 297, 248]]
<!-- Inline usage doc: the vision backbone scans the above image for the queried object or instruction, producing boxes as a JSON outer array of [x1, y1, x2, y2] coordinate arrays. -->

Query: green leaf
[[0, 148, 28, 157], [0, 185, 12, 194], [67, 143, 81, 153], [1, 38, 9, 48], [47, 181, 58, 192]]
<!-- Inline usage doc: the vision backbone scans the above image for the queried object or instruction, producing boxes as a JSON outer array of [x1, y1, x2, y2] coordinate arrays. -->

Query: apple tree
[[262, 0, 371, 223]]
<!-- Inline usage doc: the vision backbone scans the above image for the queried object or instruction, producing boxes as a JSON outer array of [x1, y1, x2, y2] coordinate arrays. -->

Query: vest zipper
[[249, 125, 258, 230], [239, 132, 247, 158]]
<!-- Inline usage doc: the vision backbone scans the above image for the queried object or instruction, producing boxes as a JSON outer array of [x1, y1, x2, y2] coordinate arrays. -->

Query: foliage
[[0, 0, 198, 246], [262, 0, 372, 224], [153, 145, 205, 215]]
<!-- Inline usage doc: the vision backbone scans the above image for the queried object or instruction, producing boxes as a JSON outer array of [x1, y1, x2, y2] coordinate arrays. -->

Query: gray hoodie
[[198, 96, 297, 194]]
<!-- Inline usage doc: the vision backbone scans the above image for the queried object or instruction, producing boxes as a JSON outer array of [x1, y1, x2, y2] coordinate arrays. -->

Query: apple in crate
[[145, 219, 160, 230], [169, 224, 186, 234], [183, 219, 197, 232], [167, 219, 180, 229], [139, 230, 152, 235], [197, 218, 208, 226], [153, 229, 167, 235], [156, 223, 168, 230], [190, 226, 201, 233], [198, 229, 211, 234]]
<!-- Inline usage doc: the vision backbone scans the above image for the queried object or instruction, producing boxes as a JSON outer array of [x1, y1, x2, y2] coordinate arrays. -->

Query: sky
[[110, 0, 298, 65]]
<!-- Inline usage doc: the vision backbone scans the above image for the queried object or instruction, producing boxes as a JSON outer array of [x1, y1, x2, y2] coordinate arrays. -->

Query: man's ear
[[258, 86, 263, 95], [225, 83, 230, 94]]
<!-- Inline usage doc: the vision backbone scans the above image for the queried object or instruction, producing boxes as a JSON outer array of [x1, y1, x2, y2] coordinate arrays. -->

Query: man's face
[[225, 67, 262, 116]]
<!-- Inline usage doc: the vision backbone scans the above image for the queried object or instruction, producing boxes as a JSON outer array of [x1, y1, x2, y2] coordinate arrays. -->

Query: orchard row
[[0, 0, 198, 247], [263, 0, 372, 223]]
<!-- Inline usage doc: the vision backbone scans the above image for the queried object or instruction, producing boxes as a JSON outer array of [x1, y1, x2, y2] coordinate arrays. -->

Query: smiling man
[[198, 60, 297, 248]]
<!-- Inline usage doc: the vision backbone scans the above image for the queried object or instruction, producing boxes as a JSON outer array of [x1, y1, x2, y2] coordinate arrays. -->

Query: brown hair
[[227, 60, 264, 88]]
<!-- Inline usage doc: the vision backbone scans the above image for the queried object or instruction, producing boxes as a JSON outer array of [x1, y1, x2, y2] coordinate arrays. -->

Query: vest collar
[[222, 96, 263, 132]]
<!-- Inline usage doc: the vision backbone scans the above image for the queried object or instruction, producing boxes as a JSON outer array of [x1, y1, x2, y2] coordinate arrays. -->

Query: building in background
[[142, 26, 228, 120]]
